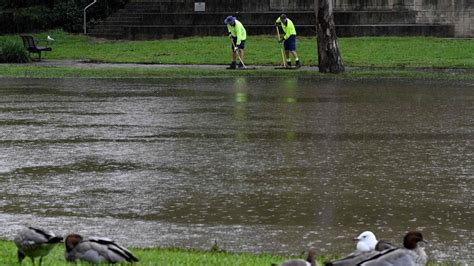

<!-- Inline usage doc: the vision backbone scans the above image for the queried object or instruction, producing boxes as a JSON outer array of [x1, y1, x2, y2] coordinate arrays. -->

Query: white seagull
[[354, 231, 378, 252], [354, 231, 396, 252], [325, 231, 428, 266]]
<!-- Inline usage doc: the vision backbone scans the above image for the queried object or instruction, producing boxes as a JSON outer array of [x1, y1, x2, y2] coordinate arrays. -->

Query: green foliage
[[14, 5, 51, 32], [1, 0, 129, 33], [0, 0, 53, 9], [49, 0, 82, 32], [0, 39, 29, 63]]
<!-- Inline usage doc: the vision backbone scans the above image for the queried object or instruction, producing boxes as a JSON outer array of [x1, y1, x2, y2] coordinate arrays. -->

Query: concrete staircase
[[88, 1, 455, 39]]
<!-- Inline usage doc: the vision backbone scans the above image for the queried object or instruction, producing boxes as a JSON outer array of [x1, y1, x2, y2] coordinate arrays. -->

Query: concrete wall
[[334, 0, 414, 10], [129, 0, 472, 36], [333, 0, 473, 36], [414, 0, 473, 36]]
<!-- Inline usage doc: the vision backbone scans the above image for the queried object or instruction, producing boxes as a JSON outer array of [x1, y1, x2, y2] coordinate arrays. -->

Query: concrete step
[[114, 24, 454, 39], [128, 11, 416, 26], [125, 0, 272, 12], [119, 2, 190, 13], [337, 24, 455, 37], [88, 28, 123, 34], [88, 32, 124, 39], [336, 11, 417, 24], [94, 11, 417, 29], [106, 17, 143, 22], [88, 2, 454, 39]]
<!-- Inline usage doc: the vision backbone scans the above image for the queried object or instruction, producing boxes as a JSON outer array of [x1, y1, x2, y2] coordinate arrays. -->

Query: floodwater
[[0, 77, 472, 263]]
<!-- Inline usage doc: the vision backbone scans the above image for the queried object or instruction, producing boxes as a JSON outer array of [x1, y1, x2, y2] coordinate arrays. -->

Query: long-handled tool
[[276, 25, 287, 68], [230, 37, 247, 69]]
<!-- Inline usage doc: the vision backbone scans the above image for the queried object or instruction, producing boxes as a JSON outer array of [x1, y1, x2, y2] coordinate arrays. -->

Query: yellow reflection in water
[[233, 77, 249, 141], [280, 78, 298, 141], [282, 78, 298, 104]]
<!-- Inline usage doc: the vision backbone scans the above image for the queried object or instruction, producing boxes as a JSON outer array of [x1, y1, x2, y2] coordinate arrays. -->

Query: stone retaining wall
[[414, 0, 473, 37], [129, 0, 471, 36]]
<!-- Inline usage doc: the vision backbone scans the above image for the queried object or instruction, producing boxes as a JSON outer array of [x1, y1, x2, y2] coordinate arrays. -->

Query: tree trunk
[[314, 0, 345, 73]]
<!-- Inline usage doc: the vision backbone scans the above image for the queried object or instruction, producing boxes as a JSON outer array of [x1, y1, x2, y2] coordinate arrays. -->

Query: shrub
[[0, 0, 130, 33], [0, 39, 30, 63], [50, 0, 82, 32], [13, 5, 51, 32]]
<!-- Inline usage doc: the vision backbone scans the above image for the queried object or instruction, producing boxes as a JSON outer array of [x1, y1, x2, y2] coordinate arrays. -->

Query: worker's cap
[[280, 14, 287, 22], [224, 16, 236, 24]]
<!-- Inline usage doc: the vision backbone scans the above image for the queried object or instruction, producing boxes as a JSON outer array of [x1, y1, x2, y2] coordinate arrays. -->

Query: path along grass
[[0, 240, 462, 266], [0, 30, 472, 68]]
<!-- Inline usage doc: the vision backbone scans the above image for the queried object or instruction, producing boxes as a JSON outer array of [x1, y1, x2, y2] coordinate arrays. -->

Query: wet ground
[[0, 77, 472, 263]]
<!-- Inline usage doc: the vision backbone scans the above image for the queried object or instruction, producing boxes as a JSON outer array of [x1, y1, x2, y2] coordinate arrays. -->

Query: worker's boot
[[295, 60, 301, 68], [238, 62, 244, 69], [227, 61, 237, 69], [286, 61, 292, 68]]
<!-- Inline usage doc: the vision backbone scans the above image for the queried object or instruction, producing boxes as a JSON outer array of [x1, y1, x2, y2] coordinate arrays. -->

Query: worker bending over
[[224, 16, 247, 69], [276, 14, 300, 68]]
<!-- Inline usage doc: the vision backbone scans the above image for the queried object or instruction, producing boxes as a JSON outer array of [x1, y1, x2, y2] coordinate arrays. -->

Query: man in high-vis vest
[[224, 16, 247, 69], [276, 14, 301, 68]]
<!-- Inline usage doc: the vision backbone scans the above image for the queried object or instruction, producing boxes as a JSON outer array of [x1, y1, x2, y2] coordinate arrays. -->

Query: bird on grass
[[273, 248, 319, 266], [46, 35, 54, 47], [354, 231, 378, 252], [64, 233, 139, 264], [14, 226, 63, 266], [354, 231, 395, 252], [325, 231, 427, 266]]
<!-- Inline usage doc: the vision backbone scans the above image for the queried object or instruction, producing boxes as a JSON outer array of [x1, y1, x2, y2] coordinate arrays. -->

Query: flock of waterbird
[[13, 226, 427, 265], [279, 231, 428, 266], [13, 227, 138, 265]]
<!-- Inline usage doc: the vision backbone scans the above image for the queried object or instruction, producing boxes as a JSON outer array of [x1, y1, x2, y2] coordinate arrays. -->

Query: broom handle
[[230, 37, 246, 69], [276, 26, 287, 67]]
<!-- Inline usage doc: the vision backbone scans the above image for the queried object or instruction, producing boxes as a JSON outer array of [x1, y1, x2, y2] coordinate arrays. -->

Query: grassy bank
[[0, 240, 461, 266], [0, 30, 473, 68], [0, 239, 319, 266]]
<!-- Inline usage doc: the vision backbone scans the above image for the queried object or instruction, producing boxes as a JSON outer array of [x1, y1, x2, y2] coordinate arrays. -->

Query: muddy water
[[0, 77, 472, 263]]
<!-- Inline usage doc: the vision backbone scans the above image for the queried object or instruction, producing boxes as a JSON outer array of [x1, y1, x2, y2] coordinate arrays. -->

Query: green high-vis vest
[[276, 17, 296, 40], [227, 20, 247, 45]]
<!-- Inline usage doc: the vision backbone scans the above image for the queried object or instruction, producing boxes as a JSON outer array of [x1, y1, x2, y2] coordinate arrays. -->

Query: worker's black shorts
[[284, 35, 296, 51], [231, 37, 246, 50]]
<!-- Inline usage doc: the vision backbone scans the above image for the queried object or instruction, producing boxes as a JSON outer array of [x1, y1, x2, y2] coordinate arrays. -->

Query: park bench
[[20, 35, 52, 60]]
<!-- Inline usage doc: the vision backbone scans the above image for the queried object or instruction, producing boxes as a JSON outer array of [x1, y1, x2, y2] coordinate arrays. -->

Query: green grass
[[0, 239, 323, 266], [0, 30, 472, 79], [0, 30, 472, 68], [0, 240, 463, 266]]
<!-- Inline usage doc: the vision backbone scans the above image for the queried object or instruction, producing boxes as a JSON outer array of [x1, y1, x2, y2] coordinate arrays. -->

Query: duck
[[359, 231, 427, 266], [64, 234, 139, 264], [323, 250, 380, 266], [14, 226, 63, 265], [325, 231, 428, 266], [274, 248, 319, 266]]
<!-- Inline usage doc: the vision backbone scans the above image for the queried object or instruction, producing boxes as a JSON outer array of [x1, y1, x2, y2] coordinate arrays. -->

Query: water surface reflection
[[0, 77, 472, 263]]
